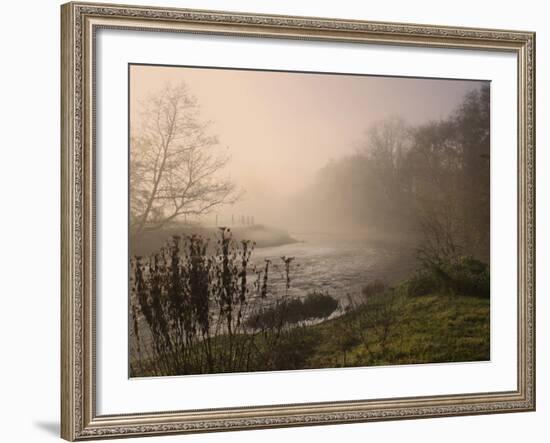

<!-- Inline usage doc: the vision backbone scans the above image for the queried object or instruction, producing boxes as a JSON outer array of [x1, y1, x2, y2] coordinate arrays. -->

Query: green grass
[[307, 292, 490, 369]]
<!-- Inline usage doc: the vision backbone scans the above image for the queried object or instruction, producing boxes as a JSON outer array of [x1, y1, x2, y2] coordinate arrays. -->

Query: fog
[[130, 64, 485, 239], [129, 65, 492, 378]]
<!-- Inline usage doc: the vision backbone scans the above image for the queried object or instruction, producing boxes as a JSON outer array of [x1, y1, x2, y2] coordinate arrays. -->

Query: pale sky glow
[[130, 64, 483, 225]]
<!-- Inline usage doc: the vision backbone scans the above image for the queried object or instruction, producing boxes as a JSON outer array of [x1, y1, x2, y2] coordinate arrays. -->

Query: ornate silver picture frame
[[61, 2, 535, 440]]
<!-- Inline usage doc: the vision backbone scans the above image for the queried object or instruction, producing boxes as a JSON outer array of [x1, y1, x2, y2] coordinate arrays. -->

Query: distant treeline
[[295, 84, 490, 262]]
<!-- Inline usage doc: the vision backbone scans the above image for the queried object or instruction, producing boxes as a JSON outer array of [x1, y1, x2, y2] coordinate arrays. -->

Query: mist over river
[[249, 231, 418, 303]]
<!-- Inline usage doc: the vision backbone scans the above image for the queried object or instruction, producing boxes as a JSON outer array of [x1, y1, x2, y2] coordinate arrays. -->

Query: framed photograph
[[61, 2, 536, 440]]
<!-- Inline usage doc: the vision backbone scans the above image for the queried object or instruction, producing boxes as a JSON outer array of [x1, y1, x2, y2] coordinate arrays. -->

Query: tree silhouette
[[130, 82, 240, 237]]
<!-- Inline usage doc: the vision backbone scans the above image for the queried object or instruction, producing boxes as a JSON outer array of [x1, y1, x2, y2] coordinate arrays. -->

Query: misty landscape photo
[[128, 64, 490, 378]]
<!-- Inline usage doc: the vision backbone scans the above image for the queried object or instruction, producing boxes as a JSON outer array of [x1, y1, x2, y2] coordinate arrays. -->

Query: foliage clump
[[247, 291, 339, 329], [407, 255, 489, 298], [130, 228, 341, 376]]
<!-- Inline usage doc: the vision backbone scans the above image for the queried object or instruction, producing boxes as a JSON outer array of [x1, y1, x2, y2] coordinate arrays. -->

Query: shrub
[[451, 256, 490, 298], [407, 270, 438, 297], [407, 256, 489, 298], [130, 229, 341, 376], [247, 292, 339, 329], [130, 228, 260, 375], [302, 292, 339, 320]]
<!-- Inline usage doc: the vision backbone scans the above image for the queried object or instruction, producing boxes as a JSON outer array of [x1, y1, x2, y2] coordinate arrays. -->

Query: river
[[249, 231, 418, 303]]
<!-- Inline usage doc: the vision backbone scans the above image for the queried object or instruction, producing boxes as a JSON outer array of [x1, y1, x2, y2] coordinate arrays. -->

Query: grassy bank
[[307, 292, 489, 369], [131, 287, 489, 377]]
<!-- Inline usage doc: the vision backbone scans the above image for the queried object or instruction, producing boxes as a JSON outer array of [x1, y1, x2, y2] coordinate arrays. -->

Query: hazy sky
[[130, 64, 484, 225]]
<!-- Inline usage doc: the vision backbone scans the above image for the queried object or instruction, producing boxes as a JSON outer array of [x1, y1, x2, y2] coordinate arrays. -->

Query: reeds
[[129, 228, 333, 376]]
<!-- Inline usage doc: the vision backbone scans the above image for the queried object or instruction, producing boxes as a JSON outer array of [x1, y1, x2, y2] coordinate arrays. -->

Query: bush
[[302, 292, 340, 320], [407, 256, 489, 298], [451, 256, 490, 297], [407, 270, 438, 297], [131, 228, 263, 375], [247, 292, 339, 329]]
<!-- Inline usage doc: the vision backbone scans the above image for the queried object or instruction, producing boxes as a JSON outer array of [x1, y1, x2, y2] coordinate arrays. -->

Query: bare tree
[[130, 82, 240, 237]]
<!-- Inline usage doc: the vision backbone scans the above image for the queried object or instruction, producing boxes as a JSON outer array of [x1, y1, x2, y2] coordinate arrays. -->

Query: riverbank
[[306, 292, 489, 369], [131, 283, 490, 377], [129, 228, 490, 376]]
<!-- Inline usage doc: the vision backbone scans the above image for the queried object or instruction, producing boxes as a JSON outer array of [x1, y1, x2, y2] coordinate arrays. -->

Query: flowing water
[[250, 231, 417, 302]]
